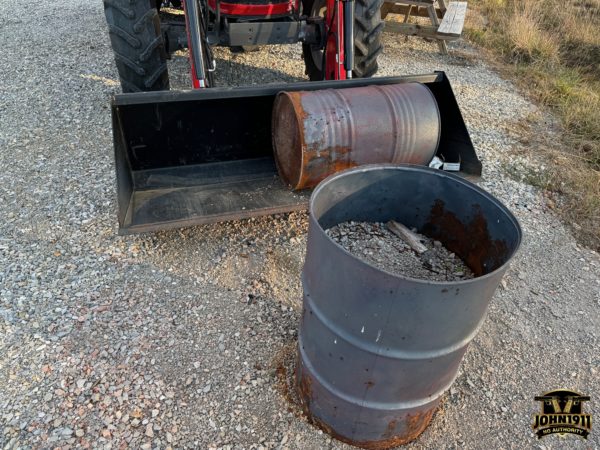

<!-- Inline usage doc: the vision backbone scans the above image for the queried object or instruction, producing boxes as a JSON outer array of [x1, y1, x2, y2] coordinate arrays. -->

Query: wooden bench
[[382, 0, 468, 54]]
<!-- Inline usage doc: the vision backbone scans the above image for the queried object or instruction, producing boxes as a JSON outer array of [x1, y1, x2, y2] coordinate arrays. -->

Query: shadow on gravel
[[169, 53, 306, 86]]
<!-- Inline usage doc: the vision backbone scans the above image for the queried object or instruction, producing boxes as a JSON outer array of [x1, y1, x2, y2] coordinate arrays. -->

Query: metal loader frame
[[112, 72, 481, 234], [159, 0, 356, 87]]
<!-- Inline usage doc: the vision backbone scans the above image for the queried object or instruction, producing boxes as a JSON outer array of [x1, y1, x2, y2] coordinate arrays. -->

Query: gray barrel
[[272, 83, 440, 190], [296, 165, 522, 448]]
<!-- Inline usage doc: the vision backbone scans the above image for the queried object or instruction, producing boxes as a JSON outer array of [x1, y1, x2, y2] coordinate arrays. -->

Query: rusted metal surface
[[272, 83, 440, 190], [423, 199, 510, 276], [296, 357, 438, 449], [296, 165, 521, 448]]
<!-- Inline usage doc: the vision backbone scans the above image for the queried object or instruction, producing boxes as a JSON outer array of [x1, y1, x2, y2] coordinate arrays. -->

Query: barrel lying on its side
[[297, 165, 522, 449], [272, 83, 441, 190]]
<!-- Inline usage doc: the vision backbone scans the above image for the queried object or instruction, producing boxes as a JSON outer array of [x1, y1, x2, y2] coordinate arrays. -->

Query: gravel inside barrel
[[326, 221, 474, 281]]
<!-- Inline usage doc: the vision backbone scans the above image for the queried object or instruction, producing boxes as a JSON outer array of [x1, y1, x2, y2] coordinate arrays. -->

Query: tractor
[[102, 0, 481, 234], [103, 0, 383, 90]]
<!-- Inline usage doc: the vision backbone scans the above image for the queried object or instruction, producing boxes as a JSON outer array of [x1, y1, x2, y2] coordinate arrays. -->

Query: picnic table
[[382, 0, 468, 54]]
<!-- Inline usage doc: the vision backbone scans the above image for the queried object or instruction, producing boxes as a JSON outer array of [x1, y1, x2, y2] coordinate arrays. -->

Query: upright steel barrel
[[296, 165, 522, 448], [272, 84, 440, 190]]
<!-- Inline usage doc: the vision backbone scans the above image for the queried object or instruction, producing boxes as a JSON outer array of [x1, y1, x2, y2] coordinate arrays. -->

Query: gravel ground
[[1, 1, 599, 449], [326, 221, 474, 281]]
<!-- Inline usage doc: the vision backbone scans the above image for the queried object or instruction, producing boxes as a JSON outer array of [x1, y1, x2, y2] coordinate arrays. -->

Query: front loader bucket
[[111, 72, 481, 234]]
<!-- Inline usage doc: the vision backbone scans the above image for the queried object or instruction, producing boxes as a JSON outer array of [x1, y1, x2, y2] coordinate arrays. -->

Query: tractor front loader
[[104, 0, 380, 88], [103, 0, 481, 233]]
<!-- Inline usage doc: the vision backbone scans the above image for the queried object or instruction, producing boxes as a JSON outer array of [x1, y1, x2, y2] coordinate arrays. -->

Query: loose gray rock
[[326, 221, 474, 281]]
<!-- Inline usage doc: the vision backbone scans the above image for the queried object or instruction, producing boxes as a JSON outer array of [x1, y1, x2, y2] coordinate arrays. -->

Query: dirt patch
[[271, 341, 306, 421]]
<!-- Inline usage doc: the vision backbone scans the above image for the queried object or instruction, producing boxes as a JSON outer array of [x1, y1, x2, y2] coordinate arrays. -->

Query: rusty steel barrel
[[296, 165, 522, 449], [272, 83, 440, 190]]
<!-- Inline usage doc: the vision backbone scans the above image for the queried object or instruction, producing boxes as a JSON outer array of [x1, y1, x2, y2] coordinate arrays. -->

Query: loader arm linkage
[[180, 0, 352, 86]]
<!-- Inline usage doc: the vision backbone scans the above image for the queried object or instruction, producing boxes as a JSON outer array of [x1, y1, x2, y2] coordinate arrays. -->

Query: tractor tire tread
[[366, 0, 384, 18], [103, 0, 169, 92], [302, 0, 383, 80], [104, 0, 135, 19], [108, 23, 142, 48], [354, 39, 369, 57], [365, 22, 384, 45], [144, 63, 168, 88], [355, 15, 369, 32], [352, 0, 383, 78], [140, 35, 164, 61], [133, 8, 158, 33], [114, 51, 146, 75], [363, 43, 383, 67]]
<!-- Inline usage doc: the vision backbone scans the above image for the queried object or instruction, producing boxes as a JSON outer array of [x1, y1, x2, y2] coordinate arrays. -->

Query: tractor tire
[[302, 0, 384, 80], [104, 0, 170, 93]]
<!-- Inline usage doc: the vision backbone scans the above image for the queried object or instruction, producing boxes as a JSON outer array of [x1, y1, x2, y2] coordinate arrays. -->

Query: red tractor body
[[206, 0, 298, 16]]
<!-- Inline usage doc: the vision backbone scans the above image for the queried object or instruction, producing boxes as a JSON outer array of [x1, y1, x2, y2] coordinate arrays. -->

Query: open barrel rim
[[309, 163, 523, 286]]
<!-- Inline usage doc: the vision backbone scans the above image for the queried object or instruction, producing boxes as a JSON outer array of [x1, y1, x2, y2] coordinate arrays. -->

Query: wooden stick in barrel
[[386, 220, 428, 254]]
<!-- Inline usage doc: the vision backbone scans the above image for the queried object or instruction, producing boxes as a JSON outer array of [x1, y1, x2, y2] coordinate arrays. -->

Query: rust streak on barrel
[[296, 380, 437, 450], [423, 199, 510, 276]]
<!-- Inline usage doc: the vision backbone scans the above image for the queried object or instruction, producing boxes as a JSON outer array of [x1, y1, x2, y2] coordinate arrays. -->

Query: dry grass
[[464, 0, 600, 249]]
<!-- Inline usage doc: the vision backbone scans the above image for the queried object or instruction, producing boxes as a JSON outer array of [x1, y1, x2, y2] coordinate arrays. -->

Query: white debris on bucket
[[429, 156, 444, 169], [429, 155, 461, 171]]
